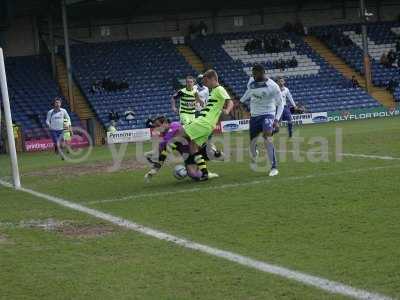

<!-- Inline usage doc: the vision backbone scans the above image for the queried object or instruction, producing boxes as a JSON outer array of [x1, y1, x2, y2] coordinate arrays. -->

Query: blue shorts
[[249, 114, 275, 140], [50, 130, 63, 145], [281, 106, 293, 122]]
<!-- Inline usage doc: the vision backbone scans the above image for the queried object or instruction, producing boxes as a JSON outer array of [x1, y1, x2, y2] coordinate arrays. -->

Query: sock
[[158, 149, 167, 163], [288, 122, 293, 138], [264, 138, 277, 169], [158, 142, 179, 166], [249, 142, 258, 161], [194, 152, 208, 176], [167, 142, 178, 152], [199, 144, 210, 161], [153, 149, 167, 169]]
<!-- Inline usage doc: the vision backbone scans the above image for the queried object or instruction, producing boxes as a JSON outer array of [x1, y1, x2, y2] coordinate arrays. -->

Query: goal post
[[0, 47, 21, 189]]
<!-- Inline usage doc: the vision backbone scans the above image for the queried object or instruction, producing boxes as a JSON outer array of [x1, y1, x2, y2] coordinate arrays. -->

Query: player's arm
[[239, 88, 251, 103], [274, 88, 284, 128], [286, 89, 297, 108], [239, 88, 251, 111], [194, 91, 204, 106], [64, 109, 72, 126], [223, 99, 234, 115], [171, 91, 182, 114], [246, 76, 254, 89], [46, 110, 51, 128]]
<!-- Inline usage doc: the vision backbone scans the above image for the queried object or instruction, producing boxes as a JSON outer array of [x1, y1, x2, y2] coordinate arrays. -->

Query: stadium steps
[[304, 36, 395, 107], [56, 56, 94, 119], [56, 56, 106, 145], [177, 45, 205, 73]]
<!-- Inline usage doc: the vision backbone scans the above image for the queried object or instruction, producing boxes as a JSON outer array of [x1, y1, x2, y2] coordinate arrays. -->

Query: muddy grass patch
[[0, 219, 116, 239], [25, 159, 148, 178], [56, 223, 115, 238], [0, 233, 13, 245]]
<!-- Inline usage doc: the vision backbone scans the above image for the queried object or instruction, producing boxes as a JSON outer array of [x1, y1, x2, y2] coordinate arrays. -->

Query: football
[[173, 164, 187, 180]]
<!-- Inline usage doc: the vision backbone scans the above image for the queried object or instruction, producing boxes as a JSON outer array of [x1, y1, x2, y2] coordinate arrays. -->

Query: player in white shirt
[[240, 65, 284, 176], [194, 74, 209, 117], [46, 97, 71, 157], [277, 77, 297, 138]]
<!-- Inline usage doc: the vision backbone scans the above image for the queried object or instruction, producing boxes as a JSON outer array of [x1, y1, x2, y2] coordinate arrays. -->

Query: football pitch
[[1, 117, 399, 300]]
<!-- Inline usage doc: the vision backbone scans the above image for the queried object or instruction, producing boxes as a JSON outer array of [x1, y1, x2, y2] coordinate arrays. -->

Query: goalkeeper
[[144, 116, 219, 182]]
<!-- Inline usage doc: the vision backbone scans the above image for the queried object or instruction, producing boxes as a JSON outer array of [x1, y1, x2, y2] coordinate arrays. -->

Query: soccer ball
[[173, 165, 187, 180]]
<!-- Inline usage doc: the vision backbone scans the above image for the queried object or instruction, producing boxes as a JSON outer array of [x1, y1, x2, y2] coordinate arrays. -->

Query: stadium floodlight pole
[[61, 0, 75, 112], [0, 48, 21, 189], [360, 0, 372, 93]]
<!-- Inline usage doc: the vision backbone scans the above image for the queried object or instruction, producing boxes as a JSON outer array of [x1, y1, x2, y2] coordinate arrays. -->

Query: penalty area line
[[88, 164, 400, 205], [0, 179, 394, 300]]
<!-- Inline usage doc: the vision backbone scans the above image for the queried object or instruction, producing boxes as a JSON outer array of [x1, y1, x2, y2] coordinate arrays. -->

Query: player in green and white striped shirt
[[171, 76, 204, 125]]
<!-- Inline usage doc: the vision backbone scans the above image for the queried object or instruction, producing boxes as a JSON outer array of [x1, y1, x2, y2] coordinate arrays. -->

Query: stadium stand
[[2, 55, 80, 140], [311, 22, 400, 101], [4, 25, 396, 140], [395, 83, 400, 102], [65, 38, 197, 130], [190, 30, 380, 113]]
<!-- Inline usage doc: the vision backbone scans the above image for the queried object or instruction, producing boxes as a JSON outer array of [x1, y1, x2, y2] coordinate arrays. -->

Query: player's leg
[[50, 130, 58, 154], [207, 132, 224, 161], [50, 130, 63, 158], [63, 131, 71, 154], [262, 115, 278, 176], [145, 141, 189, 182], [180, 113, 195, 126], [183, 120, 216, 180], [199, 140, 224, 162], [281, 106, 294, 138], [249, 116, 262, 163], [184, 154, 203, 180]]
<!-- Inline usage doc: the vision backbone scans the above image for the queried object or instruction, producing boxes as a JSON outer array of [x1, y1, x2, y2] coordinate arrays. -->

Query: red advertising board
[[25, 135, 89, 152]]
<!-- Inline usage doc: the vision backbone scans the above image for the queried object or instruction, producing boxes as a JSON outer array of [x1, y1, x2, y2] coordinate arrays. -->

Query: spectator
[[100, 78, 129, 92], [351, 76, 360, 88], [109, 110, 119, 122], [277, 58, 286, 70], [107, 121, 117, 133], [124, 110, 135, 121], [188, 23, 196, 40], [244, 41, 251, 52], [387, 78, 399, 93], [117, 80, 129, 91], [396, 39, 400, 52], [198, 21, 208, 36], [145, 116, 153, 128], [283, 39, 290, 49], [294, 20, 305, 35], [380, 53, 390, 67], [91, 80, 102, 93], [321, 31, 353, 48], [387, 50, 396, 66], [289, 56, 298, 68], [396, 52, 400, 67], [283, 22, 293, 33]]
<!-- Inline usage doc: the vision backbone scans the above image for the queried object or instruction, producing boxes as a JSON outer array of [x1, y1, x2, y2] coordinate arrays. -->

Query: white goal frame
[[0, 47, 21, 189]]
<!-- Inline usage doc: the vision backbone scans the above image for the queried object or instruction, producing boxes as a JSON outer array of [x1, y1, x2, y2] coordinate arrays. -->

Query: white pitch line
[[274, 150, 400, 161], [87, 164, 400, 205], [340, 153, 400, 160], [0, 180, 393, 300]]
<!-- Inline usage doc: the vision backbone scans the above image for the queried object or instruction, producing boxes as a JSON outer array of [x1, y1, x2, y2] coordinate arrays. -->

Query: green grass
[[1, 117, 400, 299]]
